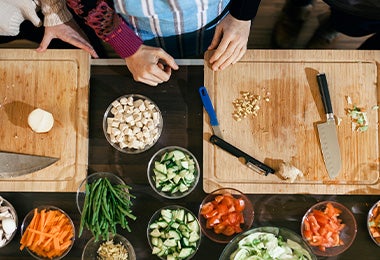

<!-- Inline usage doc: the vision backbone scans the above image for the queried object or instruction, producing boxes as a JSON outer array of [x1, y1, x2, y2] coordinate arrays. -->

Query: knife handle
[[199, 86, 219, 126], [317, 73, 333, 115], [210, 135, 275, 175]]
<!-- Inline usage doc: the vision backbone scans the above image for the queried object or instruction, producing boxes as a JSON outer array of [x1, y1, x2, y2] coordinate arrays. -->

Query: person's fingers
[[156, 51, 179, 70], [208, 27, 223, 51], [36, 34, 53, 53], [63, 35, 99, 58]]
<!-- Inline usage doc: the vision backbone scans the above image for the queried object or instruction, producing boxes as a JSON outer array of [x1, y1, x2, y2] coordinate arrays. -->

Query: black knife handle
[[209, 135, 275, 175], [317, 73, 333, 114]]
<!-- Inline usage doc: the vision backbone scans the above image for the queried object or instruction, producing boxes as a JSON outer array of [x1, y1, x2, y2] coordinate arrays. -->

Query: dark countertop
[[1, 63, 379, 259]]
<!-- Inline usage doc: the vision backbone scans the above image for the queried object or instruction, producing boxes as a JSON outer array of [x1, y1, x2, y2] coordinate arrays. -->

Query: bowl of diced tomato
[[301, 201, 357, 256], [367, 199, 380, 246], [198, 187, 254, 243]]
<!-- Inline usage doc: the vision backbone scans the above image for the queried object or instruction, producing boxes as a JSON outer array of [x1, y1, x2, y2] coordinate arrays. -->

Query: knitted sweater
[[0, 0, 73, 36], [67, 0, 261, 58]]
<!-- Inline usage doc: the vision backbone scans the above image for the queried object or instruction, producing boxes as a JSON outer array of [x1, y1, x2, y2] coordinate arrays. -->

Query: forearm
[[40, 0, 73, 26], [67, 0, 142, 58], [229, 0, 261, 20]]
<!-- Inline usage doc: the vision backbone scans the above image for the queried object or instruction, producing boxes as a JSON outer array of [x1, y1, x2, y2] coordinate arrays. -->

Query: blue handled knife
[[199, 86, 223, 138]]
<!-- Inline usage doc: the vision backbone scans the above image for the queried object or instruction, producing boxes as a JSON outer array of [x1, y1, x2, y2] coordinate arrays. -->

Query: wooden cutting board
[[203, 50, 380, 194], [0, 49, 90, 192]]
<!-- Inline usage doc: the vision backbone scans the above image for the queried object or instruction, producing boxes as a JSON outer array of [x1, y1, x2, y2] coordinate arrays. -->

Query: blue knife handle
[[199, 86, 219, 126], [317, 73, 333, 115]]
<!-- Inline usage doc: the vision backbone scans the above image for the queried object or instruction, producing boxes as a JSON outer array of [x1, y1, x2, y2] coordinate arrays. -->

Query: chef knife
[[316, 73, 342, 178], [199, 86, 223, 138], [210, 135, 275, 175], [0, 151, 59, 178]]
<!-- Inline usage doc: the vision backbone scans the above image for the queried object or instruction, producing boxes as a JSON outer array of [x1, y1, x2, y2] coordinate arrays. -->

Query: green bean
[[78, 176, 136, 241]]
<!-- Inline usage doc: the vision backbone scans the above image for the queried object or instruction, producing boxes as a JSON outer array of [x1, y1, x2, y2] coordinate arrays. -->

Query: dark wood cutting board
[[203, 50, 380, 194], [0, 49, 90, 192]]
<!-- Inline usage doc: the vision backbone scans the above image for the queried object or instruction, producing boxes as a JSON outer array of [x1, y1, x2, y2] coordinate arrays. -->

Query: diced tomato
[[303, 203, 345, 250], [200, 192, 249, 237], [234, 198, 245, 212], [200, 202, 214, 215]]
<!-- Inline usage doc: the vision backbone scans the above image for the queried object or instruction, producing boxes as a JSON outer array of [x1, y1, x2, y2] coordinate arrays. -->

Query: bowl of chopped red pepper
[[367, 199, 380, 246], [198, 187, 254, 243], [301, 201, 357, 256]]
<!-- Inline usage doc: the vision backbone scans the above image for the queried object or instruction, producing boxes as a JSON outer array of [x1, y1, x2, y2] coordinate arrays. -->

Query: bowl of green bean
[[76, 172, 136, 241]]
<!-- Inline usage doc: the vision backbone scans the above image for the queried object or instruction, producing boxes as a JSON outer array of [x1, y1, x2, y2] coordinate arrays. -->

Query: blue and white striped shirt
[[114, 0, 230, 41]]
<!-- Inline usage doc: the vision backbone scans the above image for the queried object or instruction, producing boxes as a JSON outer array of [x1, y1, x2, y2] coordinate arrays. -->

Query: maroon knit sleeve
[[67, 0, 142, 58]]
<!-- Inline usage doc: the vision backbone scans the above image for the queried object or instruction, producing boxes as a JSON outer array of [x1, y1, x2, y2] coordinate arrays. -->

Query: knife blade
[[0, 151, 59, 178], [199, 86, 223, 138], [316, 73, 342, 178], [210, 135, 275, 175]]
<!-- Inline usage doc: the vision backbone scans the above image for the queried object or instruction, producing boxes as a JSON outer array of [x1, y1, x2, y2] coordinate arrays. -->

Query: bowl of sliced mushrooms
[[0, 196, 18, 248], [103, 94, 163, 154]]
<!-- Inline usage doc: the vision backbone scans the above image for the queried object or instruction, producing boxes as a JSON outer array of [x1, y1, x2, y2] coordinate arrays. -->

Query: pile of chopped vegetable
[[148, 207, 200, 259], [345, 96, 379, 132], [368, 201, 380, 245], [229, 231, 313, 260], [151, 149, 197, 196], [20, 208, 74, 259], [97, 239, 129, 260], [200, 192, 246, 236], [302, 202, 345, 251], [79, 177, 136, 241]]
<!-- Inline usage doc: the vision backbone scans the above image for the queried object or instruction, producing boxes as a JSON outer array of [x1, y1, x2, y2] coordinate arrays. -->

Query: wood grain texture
[[203, 50, 380, 194], [0, 49, 90, 191]]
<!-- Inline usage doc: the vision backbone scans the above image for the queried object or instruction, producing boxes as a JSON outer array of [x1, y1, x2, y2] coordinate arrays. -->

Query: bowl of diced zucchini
[[147, 205, 201, 260], [103, 94, 163, 154], [147, 146, 200, 199]]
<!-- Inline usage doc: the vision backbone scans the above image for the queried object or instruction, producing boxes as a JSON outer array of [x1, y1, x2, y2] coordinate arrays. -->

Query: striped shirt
[[113, 0, 229, 41]]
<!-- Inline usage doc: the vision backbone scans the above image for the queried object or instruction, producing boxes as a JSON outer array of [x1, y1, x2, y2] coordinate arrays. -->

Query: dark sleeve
[[228, 0, 261, 20]]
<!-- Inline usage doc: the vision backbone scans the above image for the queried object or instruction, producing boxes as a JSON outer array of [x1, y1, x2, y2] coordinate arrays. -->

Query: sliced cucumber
[[149, 208, 200, 259], [152, 149, 198, 196]]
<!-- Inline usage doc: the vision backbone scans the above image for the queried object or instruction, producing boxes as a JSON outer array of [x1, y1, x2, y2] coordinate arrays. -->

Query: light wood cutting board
[[203, 50, 380, 194], [0, 49, 90, 192]]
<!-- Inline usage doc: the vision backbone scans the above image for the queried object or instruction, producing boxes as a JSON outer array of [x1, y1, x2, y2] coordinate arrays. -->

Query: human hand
[[125, 45, 179, 86], [208, 14, 251, 71], [36, 19, 98, 58]]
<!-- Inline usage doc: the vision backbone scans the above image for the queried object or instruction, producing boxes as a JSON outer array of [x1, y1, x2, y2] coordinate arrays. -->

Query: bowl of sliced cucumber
[[147, 205, 201, 260], [147, 146, 200, 199]]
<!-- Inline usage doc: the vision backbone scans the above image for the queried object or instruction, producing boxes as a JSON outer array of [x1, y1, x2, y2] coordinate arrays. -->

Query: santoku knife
[[199, 86, 223, 138], [210, 135, 275, 175], [0, 151, 59, 178], [316, 73, 342, 178]]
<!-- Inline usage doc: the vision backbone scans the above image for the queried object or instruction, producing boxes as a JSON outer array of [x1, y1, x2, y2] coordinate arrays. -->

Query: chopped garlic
[[277, 162, 304, 183], [232, 90, 270, 121], [97, 239, 129, 260]]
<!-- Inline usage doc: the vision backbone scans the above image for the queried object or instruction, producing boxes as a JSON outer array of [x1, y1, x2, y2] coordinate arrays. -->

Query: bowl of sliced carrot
[[301, 201, 357, 256], [20, 206, 75, 260], [367, 199, 380, 246], [198, 187, 254, 244]]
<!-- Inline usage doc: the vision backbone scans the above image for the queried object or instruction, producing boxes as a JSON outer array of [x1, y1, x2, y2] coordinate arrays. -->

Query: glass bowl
[[198, 187, 254, 244], [103, 94, 163, 154], [147, 205, 201, 260], [367, 199, 380, 246], [76, 172, 126, 214], [147, 146, 200, 199], [219, 226, 316, 260], [0, 196, 18, 248], [82, 233, 136, 260], [301, 201, 357, 256], [20, 206, 75, 260]]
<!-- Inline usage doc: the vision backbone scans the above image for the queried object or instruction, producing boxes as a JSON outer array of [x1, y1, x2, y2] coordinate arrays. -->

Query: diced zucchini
[[178, 248, 194, 258]]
